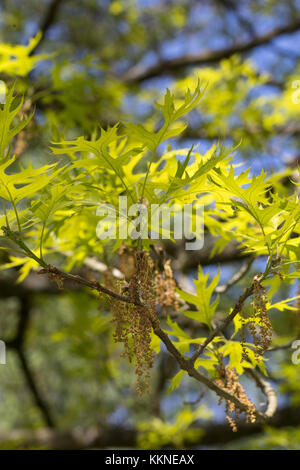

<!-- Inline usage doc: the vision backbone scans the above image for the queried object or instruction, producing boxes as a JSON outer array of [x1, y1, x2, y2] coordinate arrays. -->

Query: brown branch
[[1, 224, 270, 422], [35, 263, 269, 420], [35, 257, 279, 421], [190, 282, 255, 362], [37, 265, 130, 303], [124, 20, 300, 83], [150, 320, 268, 421]]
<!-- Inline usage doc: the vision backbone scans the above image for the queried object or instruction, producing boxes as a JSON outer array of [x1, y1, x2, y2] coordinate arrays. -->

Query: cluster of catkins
[[154, 259, 179, 314], [216, 363, 256, 432], [241, 277, 272, 361], [108, 249, 180, 395], [117, 244, 179, 313], [108, 251, 159, 395]]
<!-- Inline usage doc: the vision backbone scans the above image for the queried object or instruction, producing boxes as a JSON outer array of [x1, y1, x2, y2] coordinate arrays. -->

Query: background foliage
[[0, 0, 299, 450]]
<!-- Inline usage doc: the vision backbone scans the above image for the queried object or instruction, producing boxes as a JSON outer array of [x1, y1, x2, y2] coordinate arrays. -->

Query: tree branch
[[150, 319, 268, 421], [123, 20, 300, 83], [190, 282, 255, 362], [2, 227, 273, 422], [215, 257, 255, 294], [37, 264, 270, 420], [38, 265, 130, 303], [245, 369, 277, 419], [29, 0, 64, 55], [17, 347, 55, 428], [2, 402, 299, 449], [165, 238, 250, 271]]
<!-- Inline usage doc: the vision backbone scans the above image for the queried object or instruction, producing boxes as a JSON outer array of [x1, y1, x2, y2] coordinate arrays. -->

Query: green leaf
[[0, 158, 59, 204], [0, 84, 34, 160], [167, 370, 185, 394], [177, 266, 220, 327]]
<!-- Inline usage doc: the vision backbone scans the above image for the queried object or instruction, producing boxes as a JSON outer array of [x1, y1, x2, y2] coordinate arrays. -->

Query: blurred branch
[[30, 0, 64, 55], [215, 257, 255, 294], [1, 403, 300, 449], [182, 121, 300, 142], [183, 391, 205, 406], [123, 20, 300, 83], [215, 0, 256, 37], [245, 369, 277, 419], [17, 347, 55, 428], [6, 296, 56, 428], [166, 238, 250, 272], [152, 354, 176, 417]]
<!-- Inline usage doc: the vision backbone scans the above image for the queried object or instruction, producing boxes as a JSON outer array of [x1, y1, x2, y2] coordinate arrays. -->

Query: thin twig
[[215, 257, 255, 294], [245, 369, 277, 418], [38, 265, 130, 303], [151, 321, 268, 421], [184, 391, 205, 406], [189, 283, 255, 363], [1, 226, 130, 303]]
